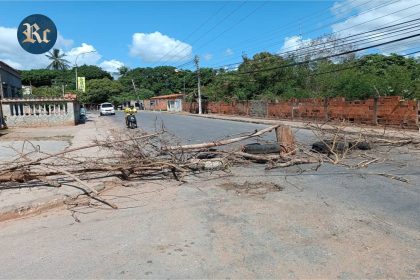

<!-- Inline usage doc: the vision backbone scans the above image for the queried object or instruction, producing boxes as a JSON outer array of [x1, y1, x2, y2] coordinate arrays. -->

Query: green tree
[[45, 49, 70, 70], [76, 65, 113, 80], [84, 78, 124, 104], [32, 86, 63, 98]]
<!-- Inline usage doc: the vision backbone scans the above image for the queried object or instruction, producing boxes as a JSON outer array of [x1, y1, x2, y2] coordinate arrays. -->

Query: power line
[[151, 2, 230, 67], [208, 0, 415, 68], [214, 49, 420, 86], [209, 0, 370, 58], [165, 1, 248, 67], [178, 1, 268, 62], [230, 32, 420, 75], [206, 0, 397, 67], [210, 16, 420, 70]]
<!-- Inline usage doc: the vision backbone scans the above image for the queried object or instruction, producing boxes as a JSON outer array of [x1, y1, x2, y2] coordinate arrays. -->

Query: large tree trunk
[[275, 126, 296, 155]]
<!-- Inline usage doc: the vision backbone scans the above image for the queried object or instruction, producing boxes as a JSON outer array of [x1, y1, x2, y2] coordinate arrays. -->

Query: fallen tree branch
[[0, 132, 161, 176], [164, 124, 281, 151]]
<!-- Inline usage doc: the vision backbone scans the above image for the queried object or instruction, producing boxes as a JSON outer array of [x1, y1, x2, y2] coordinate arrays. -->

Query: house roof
[[150, 93, 185, 100], [0, 61, 21, 78]]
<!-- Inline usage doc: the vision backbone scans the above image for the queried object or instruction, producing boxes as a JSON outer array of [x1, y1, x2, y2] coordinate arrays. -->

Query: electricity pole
[[131, 79, 139, 108], [194, 55, 202, 115]]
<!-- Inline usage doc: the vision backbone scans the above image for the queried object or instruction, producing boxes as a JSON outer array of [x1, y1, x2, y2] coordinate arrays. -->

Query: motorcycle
[[126, 113, 137, 129]]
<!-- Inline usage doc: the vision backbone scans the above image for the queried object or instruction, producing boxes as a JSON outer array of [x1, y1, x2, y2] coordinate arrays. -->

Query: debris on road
[[0, 122, 418, 209]]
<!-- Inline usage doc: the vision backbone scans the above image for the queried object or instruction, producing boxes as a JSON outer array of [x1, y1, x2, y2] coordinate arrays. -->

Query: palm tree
[[45, 49, 70, 70]]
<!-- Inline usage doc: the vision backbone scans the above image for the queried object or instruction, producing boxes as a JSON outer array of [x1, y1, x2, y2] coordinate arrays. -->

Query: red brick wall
[[183, 96, 419, 129]]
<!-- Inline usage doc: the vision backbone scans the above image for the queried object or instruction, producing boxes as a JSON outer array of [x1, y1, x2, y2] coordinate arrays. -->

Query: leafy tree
[[118, 66, 129, 77], [45, 49, 70, 70], [32, 86, 63, 98], [84, 78, 124, 104], [21, 69, 62, 87], [76, 65, 113, 80]]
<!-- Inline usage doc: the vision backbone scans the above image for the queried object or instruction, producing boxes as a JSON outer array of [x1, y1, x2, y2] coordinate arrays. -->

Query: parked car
[[99, 103, 115, 116]]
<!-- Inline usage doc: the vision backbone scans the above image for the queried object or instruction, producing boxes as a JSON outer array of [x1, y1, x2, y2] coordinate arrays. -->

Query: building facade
[[148, 94, 184, 112], [0, 61, 22, 128], [0, 61, 22, 98]]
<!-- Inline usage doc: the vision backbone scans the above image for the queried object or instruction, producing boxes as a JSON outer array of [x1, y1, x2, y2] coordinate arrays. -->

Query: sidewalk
[[177, 112, 420, 139], [0, 113, 119, 222]]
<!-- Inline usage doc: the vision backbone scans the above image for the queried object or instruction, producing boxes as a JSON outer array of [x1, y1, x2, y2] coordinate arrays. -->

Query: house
[[0, 61, 22, 98], [149, 94, 184, 112], [0, 61, 22, 128]]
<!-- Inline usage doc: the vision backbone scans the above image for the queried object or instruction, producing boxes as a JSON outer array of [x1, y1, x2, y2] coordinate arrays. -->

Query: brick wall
[[183, 96, 419, 129]]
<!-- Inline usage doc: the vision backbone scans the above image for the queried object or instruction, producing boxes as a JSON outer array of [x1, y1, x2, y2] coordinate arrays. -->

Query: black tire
[[312, 141, 348, 154], [243, 143, 281, 154], [349, 141, 371, 150]]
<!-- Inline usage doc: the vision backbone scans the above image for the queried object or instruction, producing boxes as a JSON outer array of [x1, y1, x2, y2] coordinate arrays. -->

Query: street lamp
[[74, 50, 96, 90]]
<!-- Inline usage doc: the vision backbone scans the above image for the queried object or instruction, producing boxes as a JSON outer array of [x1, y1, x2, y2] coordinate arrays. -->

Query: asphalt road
[[108, 111, 317, 145], [0, 111, 419, 278]]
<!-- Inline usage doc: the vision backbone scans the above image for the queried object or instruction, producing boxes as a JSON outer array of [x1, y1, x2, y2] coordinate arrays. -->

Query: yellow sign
[[77, 77, 86, 92]]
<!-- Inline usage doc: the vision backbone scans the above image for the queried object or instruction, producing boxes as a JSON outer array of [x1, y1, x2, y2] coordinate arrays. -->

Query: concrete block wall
[[184, 96, 419, 129], [1, 98, 79, 127]]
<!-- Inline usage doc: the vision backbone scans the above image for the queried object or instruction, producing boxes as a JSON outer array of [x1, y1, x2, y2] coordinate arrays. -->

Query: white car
[[99, 102, 115, 116]]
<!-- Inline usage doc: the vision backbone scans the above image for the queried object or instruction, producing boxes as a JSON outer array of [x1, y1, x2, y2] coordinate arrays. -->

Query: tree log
[[164, 124, 281, 151], [275, 126, 296, 155]]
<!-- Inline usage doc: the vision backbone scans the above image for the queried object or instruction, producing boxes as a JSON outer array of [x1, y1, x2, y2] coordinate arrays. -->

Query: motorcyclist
[[124, 105, 137, 127]]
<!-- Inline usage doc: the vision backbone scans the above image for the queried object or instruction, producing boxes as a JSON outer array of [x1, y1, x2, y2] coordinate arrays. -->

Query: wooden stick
[[0, 132, 161, 175], [164, 124, 281, 151]]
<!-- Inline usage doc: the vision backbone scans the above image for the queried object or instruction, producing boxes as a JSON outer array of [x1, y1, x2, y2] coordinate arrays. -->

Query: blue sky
[[0, 0, 418, 72]]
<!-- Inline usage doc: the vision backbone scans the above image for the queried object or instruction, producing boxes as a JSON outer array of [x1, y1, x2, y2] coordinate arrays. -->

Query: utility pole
[[194, 55, 202, 114], [131, 79, 139, 108]]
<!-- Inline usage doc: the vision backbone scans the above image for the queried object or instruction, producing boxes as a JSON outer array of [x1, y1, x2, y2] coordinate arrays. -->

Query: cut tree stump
[[275, 125, 296, 155]]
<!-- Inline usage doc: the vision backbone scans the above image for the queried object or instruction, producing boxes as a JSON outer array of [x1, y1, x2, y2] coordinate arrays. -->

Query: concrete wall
[[184, 96, 420, 129], [1, 98, 80, 127]]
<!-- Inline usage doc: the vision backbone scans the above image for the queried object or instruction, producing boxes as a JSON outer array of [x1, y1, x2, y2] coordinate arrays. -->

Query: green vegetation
[[20, 53, 420, 104], [45, 49, 70, 70]]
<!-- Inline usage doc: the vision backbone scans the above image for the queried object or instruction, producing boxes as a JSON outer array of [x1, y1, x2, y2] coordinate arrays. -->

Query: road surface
[[0, 111, 419, 278], [110, 111, 317, 144]]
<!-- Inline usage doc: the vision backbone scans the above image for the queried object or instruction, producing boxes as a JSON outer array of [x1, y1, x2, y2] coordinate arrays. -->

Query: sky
[[0, 0, 419, 73]]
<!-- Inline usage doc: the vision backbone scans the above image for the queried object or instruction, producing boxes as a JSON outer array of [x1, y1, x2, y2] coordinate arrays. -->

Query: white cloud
[[279, 35, 311, 54], [99, 59, 124, 73], [203, 53, 213, 61], [0, 26, 50, 69], [0, 25, 78, 70], [129, 31, 192, 62], [224, 48, 234, 56], [66, 43, 102, 66], [0, 26, 122, 73], [331, 0, 420, 55]]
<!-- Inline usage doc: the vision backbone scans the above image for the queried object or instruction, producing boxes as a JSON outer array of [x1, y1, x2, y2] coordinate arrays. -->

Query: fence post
[[416, 100, 420, 132], [265, 101, 268, 118], [324, 97, 329, 121], [373, 96, 378, 125]]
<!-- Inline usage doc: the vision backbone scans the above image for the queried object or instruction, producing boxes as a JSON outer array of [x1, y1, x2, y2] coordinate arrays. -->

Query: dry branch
[[164, 124, 281, 151]]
